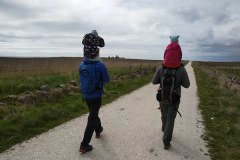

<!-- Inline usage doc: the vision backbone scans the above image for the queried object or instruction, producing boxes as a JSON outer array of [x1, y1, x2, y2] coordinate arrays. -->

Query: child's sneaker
[[79, 145, 93, 153], [164, 142, 171, 150], [96, 127, 103, 138]]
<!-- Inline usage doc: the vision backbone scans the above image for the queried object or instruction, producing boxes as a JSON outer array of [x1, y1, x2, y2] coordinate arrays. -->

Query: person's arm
[[181, 67, 190, 88], [97, 36, 105, 47], [82, 34, 88, 46], [152, 67, 161, 85]]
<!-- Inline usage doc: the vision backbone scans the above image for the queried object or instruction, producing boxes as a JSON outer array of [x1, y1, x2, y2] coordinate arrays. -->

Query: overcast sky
[[0, 0, 239, 61]]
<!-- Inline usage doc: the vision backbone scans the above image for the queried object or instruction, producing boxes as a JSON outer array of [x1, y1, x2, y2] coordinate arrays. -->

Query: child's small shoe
[[79, 145, 93, 153]]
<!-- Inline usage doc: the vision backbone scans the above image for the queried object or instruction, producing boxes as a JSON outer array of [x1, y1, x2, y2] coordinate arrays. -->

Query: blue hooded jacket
[[79, 58, 110, 99]]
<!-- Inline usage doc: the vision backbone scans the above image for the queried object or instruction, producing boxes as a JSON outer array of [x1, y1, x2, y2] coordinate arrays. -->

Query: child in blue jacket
[[79, 30, 109, 153]]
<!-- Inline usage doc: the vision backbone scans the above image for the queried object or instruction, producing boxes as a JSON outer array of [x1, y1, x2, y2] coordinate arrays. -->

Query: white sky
[[0, 0, 240, 61]]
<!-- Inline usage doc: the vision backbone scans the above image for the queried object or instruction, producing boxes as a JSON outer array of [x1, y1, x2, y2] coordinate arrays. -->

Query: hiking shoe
[[96, 127, 103, 138], [79, 145, 93, 153], [164, 143, 171, 150]]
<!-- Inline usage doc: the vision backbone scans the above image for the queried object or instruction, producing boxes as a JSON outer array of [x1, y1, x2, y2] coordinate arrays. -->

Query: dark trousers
[[81, 97, 102, 147], [160, 101, 179, 144]]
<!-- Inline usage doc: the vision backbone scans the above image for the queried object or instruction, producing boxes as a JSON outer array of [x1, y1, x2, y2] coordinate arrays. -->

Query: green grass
[[0, 67, 155, 152], [0, 73, 78, 97], [192, 62, 240, 160], [0, 94, 88, 151]]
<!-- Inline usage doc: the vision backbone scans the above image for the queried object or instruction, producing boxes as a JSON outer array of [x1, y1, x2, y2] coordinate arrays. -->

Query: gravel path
[[0, 62, 210, 160]]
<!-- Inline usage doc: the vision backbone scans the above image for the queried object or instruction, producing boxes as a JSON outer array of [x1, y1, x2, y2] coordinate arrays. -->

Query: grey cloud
[[28, 19, 126, 36], [101, 26, 133, 36], [195, 27, 240, 54], [119, 0, 163, 9], [0, 38, 12, 42], [0, 33, 81, 41], [196, 29, 240, 55], [107, 40, 158, 50], [212, 13, 231, 24], [0, 0, 40, 18], [30, 21, 90, 33], [198, 42, 240, 54], [174, 7, 201, 23], [228, 27, 240, 39], [202, 2, 232, 25]]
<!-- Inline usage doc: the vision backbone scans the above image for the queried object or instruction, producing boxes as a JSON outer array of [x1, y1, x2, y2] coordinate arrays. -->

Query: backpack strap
[[172, 67, 182, 117], [92, 63, 100, 92], [94, 62, 103, 92], [173, 65, 185, 90]]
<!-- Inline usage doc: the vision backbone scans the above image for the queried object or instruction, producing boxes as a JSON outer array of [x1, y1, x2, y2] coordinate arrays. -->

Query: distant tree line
[[107, 55, 125, 59]]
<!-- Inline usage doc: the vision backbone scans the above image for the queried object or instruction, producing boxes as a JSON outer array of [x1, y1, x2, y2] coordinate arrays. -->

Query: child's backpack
[[79, 63, 99, 94]]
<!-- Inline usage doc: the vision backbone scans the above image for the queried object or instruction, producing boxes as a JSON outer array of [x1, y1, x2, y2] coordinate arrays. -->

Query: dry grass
[[0, 57, 82, 76], [0, 57, 161, 76], [195, 62, 240, 95]]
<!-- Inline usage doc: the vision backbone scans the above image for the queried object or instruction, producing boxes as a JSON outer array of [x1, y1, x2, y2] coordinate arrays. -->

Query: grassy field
[[192, 62, 240, 160], [0, 57, 161, 152]]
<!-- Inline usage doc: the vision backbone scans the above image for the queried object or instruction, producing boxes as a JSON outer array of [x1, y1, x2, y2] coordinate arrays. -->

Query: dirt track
[[0, 62, 210, 160]]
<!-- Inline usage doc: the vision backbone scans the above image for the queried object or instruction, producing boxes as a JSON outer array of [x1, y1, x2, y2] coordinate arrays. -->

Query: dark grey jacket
[[152, 65, 190, 97]]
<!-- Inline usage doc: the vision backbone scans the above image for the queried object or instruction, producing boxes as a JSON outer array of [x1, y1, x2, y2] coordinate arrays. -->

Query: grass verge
[[192, 62, 240, 160]]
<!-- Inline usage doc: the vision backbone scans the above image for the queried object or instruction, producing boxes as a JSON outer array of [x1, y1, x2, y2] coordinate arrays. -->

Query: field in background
[[0, 57, 160, 76], [192, 62, 240, 160], [0, 57, 161, 152], [0, 57, 160, 97]]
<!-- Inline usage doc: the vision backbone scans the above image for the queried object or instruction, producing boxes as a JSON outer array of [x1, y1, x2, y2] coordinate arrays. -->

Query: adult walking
[[152, 36, 190, 150], [79, 30, 109, 153]]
